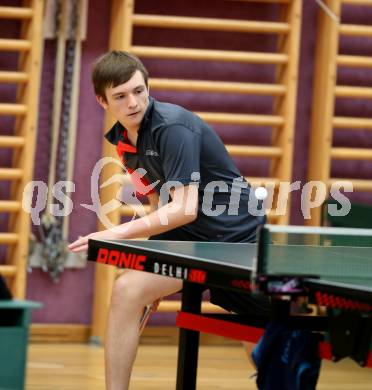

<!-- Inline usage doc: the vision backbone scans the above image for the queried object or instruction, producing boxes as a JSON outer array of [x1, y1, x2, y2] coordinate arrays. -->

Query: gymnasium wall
[[0, 0, 371, 324]]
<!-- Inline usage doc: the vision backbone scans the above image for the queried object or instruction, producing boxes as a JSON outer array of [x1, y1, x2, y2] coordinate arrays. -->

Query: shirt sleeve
[[155, 124, 201, 185]]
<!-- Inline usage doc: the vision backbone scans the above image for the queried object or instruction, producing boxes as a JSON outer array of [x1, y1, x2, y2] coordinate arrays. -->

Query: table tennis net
[[261, 228, 372, 288]]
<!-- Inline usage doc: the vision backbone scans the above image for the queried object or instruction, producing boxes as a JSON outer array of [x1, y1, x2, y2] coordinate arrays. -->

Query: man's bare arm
[[147, 192, 160, 213], [68, 184, 198, 252], [118, 184, 198, 239]]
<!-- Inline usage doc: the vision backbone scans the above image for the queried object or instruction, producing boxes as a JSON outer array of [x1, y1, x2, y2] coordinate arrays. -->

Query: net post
[[257, 224, 270, 275]]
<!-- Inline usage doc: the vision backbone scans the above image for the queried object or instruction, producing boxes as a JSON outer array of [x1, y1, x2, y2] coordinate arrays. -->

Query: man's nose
[[128, 94, 138, 109]]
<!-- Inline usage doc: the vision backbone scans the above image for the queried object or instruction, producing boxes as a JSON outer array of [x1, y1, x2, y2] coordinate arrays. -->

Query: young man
[[69, 51, 269, 390]]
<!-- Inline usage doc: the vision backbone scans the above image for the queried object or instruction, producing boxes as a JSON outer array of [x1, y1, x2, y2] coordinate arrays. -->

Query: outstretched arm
[[68, 184, 198, 252], [147, 191, 160, 213]]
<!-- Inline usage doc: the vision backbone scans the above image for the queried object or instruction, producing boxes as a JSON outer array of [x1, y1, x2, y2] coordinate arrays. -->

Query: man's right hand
[[68, 229, 123, 253]]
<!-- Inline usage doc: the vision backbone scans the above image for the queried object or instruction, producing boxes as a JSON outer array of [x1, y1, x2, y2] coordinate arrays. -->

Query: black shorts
[[150, 228, 270, 316]]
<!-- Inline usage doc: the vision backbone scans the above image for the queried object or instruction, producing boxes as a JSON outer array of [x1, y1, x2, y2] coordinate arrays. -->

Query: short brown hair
[[92, 51, 149, 100]]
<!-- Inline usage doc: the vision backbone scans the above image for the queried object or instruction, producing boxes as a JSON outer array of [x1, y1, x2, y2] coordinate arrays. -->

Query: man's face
[[97, 70, 149, 132]]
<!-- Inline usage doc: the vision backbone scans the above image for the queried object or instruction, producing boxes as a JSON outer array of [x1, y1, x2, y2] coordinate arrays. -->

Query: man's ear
[[96, 95, 108, 110]]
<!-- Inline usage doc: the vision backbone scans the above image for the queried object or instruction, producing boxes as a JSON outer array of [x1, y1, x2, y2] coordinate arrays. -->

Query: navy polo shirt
[[105, 97, 265, 242]]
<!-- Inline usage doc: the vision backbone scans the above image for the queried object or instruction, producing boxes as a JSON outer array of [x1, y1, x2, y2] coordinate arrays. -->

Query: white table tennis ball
[[255, 186, 268, 200]]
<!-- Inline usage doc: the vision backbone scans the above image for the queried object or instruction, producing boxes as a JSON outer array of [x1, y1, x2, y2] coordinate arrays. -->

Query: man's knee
[[110, 271, 182, 309], [111, 272, 147, 307]]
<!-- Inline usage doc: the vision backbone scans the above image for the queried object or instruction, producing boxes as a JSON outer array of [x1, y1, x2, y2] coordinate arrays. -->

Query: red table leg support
[[176, 312, 264, 343]]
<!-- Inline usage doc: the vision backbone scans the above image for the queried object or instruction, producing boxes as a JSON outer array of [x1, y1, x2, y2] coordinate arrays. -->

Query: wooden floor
[[26, 343, 372, 389]]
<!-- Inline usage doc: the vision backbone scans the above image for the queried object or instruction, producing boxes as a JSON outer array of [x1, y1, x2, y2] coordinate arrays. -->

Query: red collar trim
[[117, 140, 137, 154], [116, 129, 137, 155]]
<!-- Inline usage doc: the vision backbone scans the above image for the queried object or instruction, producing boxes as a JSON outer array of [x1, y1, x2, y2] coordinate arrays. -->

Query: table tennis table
[[87, 224, 372, 389]]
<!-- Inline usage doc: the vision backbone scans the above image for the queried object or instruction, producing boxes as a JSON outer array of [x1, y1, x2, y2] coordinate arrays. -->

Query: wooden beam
[[131, 46, 288, 64], [0, 71, 28, 83], [338, 55, 372, 68], [0, 135, 25, 148], [341, 0, 372, 5], [91, 0, 135, 346], [149, 78, 286, 95], [226, 0, 290, 3], [268, 0, 302, 225], [196, 112, 283, 126], [335, 85, 372, 98], [0, 38, 31, 51], [0, 168, 23, 180], [328, 178, 372, 191], [226, 145, 282, 157], [0, 6, 32, 19], [0, 265, 17, 276], [133, 14, 289, 34], [0, 200, 22, 212], [331, 147, 372, 160], [0, 233, 19, 244], [0, 103, 27, 115], [333, 116, 372, 129], [339, 24, 372, 37], [306, 0, 341, 226]]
